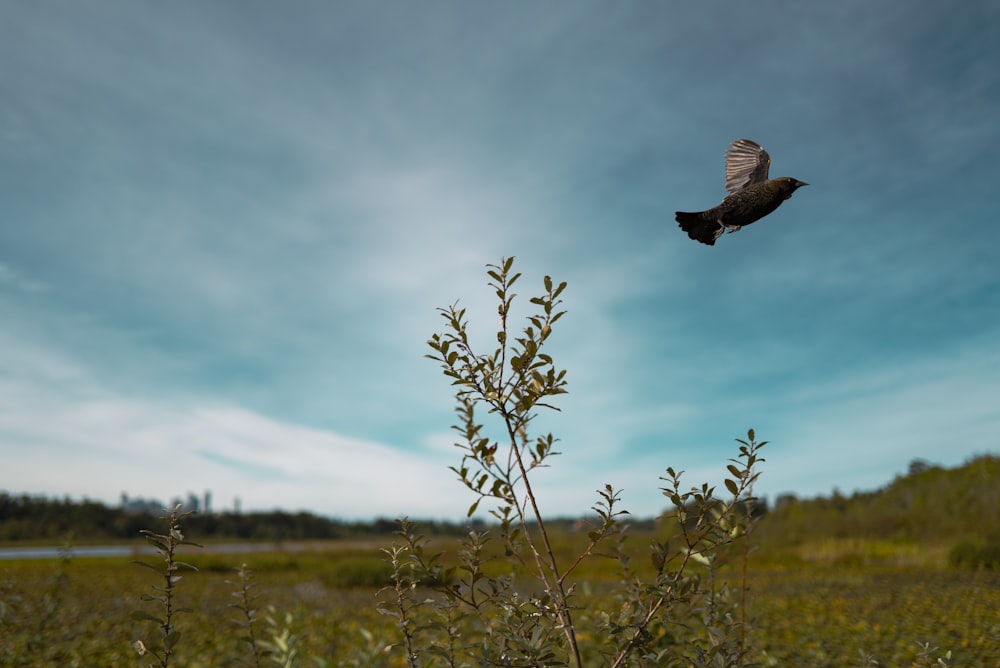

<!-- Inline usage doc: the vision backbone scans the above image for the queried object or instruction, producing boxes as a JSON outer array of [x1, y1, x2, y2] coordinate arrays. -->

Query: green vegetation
[[755, 454, 1000, 572], [1, 258, 998, 666], [759, 455, 1000, 545], [2, 536, 997, 666]]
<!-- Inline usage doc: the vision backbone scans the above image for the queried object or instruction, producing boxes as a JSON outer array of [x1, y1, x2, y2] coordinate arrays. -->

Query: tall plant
[[383, 257, 765, 667], [131, 505, 201, 668]]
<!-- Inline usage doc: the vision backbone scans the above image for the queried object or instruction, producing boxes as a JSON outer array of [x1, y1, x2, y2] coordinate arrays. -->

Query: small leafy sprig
[[131, 504, 202, 668], [606, 430, 765, 667], [227, 563, 266, 667]]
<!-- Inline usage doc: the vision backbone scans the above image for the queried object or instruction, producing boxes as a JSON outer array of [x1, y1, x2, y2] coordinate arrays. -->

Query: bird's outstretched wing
[[724, 139, 770, 193]]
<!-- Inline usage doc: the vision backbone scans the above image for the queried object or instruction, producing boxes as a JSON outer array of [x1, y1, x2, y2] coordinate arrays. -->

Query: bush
[[949, 534, 1000, 570], [381, 257, 766, 667]]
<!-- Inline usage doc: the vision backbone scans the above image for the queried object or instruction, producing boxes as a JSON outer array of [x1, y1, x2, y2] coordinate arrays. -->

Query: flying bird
[[675, 139, 808, 245]]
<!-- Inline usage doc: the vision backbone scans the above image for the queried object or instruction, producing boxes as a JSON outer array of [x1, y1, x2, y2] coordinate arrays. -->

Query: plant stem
[[503, 411, 583, 668]]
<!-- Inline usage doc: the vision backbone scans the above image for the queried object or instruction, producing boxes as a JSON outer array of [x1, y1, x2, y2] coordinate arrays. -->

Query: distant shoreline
[[1, 542, 297, 561], [0, 538, 395, 560]]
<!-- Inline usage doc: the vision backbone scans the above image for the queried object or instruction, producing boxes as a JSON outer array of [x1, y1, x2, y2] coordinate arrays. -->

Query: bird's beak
[[794, 180, 809, 188]]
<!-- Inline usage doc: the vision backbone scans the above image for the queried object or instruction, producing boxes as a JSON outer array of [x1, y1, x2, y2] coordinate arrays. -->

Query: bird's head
[[775, 177, 808, 199]]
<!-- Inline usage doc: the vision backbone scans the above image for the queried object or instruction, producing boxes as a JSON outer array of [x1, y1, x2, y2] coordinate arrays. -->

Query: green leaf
[[130, 610, 163, 624], [142, 537, 169, 552], [131, 560, 160, 572]]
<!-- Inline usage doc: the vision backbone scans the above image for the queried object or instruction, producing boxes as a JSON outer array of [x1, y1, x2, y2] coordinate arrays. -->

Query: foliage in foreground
[[3, 545, 997, 666], [377, 258, 766, 667]]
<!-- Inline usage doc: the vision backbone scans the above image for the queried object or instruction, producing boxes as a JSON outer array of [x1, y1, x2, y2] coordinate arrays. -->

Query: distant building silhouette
[[119, 491, 166, 515], [120, 490, 218, 515]]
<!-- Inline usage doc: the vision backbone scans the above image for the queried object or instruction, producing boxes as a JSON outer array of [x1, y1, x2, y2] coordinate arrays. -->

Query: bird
[[675, 139, 808, 245]]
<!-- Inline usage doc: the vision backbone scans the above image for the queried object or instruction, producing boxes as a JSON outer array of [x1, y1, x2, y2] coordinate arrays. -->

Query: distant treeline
[[2, 454, 997, 544], [0, 495, 471, 542], [0, 493, 656, 543]]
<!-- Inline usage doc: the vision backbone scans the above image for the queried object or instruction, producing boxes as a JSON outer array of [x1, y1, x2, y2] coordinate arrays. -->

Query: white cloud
[[0, 329, 462, 518]]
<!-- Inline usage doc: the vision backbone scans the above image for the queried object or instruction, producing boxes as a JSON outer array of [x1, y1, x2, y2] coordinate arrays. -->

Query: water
[[0, 543, 281, 560]]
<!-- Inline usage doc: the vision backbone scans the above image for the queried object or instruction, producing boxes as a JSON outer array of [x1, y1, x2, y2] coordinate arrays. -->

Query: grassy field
[[1, 535, 998, 667]]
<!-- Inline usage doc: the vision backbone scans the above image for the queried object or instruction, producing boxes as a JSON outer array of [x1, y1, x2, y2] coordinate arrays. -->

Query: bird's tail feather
[[674, 211, 722, 246]]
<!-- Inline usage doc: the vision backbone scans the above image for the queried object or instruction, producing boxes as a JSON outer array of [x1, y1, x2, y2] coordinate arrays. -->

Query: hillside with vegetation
[[757, 455, 999, 539]]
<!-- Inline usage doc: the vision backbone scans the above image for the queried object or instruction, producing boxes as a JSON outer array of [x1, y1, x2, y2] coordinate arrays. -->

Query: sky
[[2, 1, 998, 521]]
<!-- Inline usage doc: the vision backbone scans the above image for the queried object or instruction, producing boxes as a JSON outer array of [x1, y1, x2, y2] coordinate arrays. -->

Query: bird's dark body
[[675, 139, 807, 246]]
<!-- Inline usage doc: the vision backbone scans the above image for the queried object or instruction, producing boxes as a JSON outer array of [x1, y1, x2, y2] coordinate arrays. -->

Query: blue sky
[[2, 2, 998, 520]]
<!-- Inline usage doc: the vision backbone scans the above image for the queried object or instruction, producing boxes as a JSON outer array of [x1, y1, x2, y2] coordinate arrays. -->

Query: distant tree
[[908, 458, 932, 476], [774, 493, 798, 510]]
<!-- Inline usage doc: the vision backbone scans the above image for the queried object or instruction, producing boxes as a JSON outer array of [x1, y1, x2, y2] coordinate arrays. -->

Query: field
[[1, 533, 998, 667]]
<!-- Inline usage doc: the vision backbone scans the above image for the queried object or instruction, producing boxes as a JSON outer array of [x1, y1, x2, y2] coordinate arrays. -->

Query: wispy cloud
[[0, 336, 459, 518]]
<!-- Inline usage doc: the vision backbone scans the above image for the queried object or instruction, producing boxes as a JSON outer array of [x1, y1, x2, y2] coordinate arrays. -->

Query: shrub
[[381, 257, 766, 667], [949, 534, 1000, 570]]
